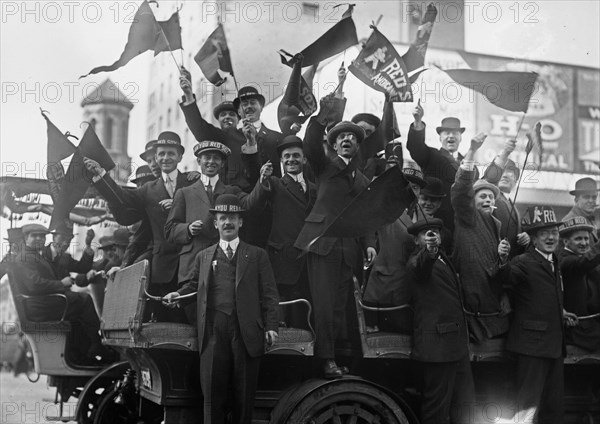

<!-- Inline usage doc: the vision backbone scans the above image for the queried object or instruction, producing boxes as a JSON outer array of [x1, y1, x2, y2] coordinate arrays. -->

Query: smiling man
[[562, 177, 600, 242]]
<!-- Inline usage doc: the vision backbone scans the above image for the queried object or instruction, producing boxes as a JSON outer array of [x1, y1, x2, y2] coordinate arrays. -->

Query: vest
[[207, 247, 237, 315]]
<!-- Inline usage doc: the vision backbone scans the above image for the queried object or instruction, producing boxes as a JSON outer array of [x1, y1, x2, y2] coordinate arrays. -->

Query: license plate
[[140, 368, 152, 390]]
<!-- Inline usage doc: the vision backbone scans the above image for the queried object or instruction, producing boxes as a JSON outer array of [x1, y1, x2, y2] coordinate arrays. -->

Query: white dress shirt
[[219, 238, 240, 257]]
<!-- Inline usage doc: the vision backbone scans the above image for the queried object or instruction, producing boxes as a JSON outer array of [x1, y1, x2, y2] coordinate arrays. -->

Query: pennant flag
[[306, 166, 411, 245], [49, 126, 115, 230], [443, 69, 538, 113], [154, 10, 183, 55], [279, 4, 358, 67], [402, 2, 438, 82], [194, 24, 233, 86], [81, 1, 159, 78], [359, 99, 400, 161], [277, 56, 318, 132], [42, 111, 76, 202], [349, 27, 413, 102]]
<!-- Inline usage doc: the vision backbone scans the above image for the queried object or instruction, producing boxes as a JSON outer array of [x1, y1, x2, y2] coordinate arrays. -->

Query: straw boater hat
[[326, 121, 366, 146], [131, 165, 155, 185], [112, 228, 131, 247], [436, 117, 465, 134], [521, 205, 559, 234], [139, 140, 157, 161], [569, 177, 599, 196], [559, 216, 594, 236], [407, 218, 444, 236], [233, 86, 266, 110], [155, 131, 184, 154], [209, 194, 246, 214], [193, 141, 232, 159]]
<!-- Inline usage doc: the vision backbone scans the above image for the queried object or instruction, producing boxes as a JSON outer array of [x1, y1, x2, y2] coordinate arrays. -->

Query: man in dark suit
[[163, 194, 279, 424], [43, 222, 94, 284], [258, 135, 316, 328], [407, 101, 467, 232], [294, 115, 377, 378], [83, 131, 194, 301], [507, 206, 579, 423], [406, 218, 475, 424], [165, 141, 267, 291]]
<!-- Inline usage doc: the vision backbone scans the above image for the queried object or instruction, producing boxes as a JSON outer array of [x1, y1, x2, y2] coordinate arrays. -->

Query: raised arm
[[483, 139, 517, 185], [406, 100, 431, 169]]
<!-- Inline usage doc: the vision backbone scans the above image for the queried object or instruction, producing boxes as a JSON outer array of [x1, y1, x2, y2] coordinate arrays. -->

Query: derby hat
[[521, 205, 559, 234], [436, 117, 465, 134], [139, 140, 158, 161], [213, 101, 239, 120], [326, 121, 366, 146], [407, 217, 444, 236], [155, 131, 185, 154], [209, 194, 246, 214], [4, 227, 24, 242], [112, 228, 131, 247], [473, 179, 500, 198], [21, 224, 50, 236], [193, 141, 231, 159], [421, 177, 447, 198], [277, 135, 304, 156], [559, 216, 594, 236], [351, 113, 381, 128], [403, 168, 427, 187], [233, 86, 265, 110], [569, 177, 599, 196], [98, 236, 115, 250], [131, 165, 155, 185]]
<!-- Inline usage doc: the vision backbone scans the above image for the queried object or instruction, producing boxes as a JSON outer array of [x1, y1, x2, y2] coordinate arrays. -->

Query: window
[[147, 124, 156, 139], [158, 116, 163, 133], [104, 117, 113, 149], [167, 108, 172, 127], [148, 93, 156, 111]]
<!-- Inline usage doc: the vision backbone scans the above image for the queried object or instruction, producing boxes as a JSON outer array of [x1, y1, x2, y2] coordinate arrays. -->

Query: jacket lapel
[[235, 242, 248, 288], [200, 245, 218, 289], [155, 176, 170, 199], [282, 174, 306, 205], [175, 170, 188, 192], [190, 179, 211, 207]]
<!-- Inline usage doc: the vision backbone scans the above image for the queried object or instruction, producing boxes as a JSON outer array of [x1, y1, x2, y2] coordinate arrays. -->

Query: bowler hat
[[326, 121, 366, 146], [139, 140, 157, 161], [421, 177, 446, 198], [351, 113, 381, 128], [559, 216, 594, 236], [233, 86, 265, 110], [521, 205, 559, 234], [436, 117, 465, 134], [131, 165, 155, 185], [112, 228, 131, 247], [193, 141, 231, 159], [209, 194, 246, 214], [473, 179, 500, 198], [403, 168, 427, 187], [407, 218, 444, 236], [21, 224, 50, 236], [213, 101, 239, 120], [98, 236, 115, 250], [155, 131, 185, 154], [277, 135, 304, 156], [569, 177, 599, 196], [4, 228, 24, 242]]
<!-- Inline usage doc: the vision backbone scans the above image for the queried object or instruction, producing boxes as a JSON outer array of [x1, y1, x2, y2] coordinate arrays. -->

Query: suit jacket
[[262, 173, 316, 285], [121, 217, 153, 267], [507, 246, 565, 359], [294, 118, 376, 263], [178, 241, 279, 358], [407, 248, 469, 362], [180, 99, 282, 192], [42, 245, 93, 279], [451, 167, 510, 340], [407, 123, 462, 232], [165, 178, 267, 283], [13, 247, 66, 296], [94, 171, 192, 284]]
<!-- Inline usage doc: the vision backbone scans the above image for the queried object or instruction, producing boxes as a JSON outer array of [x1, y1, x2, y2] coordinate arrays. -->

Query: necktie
[[548, 258, 554, 273], [165, 176, 174, 197], [226, 243, 233, 260], [296, 179, 305, 193], [206, 182, 214, 206]]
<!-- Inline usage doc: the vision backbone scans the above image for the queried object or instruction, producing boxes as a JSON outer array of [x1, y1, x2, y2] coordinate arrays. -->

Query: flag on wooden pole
[[194, 24, 233, 86]]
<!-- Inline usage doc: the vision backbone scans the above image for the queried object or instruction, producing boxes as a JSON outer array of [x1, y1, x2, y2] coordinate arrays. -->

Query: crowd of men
[[3, 64, 599, 424]]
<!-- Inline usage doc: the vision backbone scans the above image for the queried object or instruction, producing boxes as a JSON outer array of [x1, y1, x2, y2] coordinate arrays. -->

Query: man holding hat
[[295, 111, 377, 378], [506, 206, 578, 424], [163, 194, 279, 424], [562, 177, 600, 241], [179, 67, 282, 193], [12, 224, 107, 363], [451, 134, 512, 341], [408, 101, 467, 231], [165, 141, 268, 300], [558, 216, 600, 352], [84, 131, 196, 311], [406, 218, 474, 424]]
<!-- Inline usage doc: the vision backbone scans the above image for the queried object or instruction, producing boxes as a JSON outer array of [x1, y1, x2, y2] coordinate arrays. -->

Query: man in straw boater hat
[[139, 139, 160, 178], [408, 100, 469, 232], [163, 194, 279, 424], [562, 177, 600, 241], [165, 140, 268, 318], [84, 131, 196, 320], [505, 206, 579, 424], [294, 110, 377, 378], [558, 216, 600, 352], [406, 217, 474, 424]]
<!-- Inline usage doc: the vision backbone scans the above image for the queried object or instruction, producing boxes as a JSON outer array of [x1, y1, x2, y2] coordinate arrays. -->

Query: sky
[[1, 0, 599, 176]]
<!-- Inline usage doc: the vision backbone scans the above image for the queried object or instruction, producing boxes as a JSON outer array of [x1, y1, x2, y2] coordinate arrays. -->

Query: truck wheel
[[271, 378, 415, 424]]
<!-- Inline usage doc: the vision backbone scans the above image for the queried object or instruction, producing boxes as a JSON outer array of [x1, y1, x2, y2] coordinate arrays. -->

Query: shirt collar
[[219, 238, 240, 253], [162, 169, 179, 183], [200, 173, 219, 187], [237, 119, 262, 130], [534, 248, 554, 262], [288, 173, 305, 183], [337, 155, 351, 166]]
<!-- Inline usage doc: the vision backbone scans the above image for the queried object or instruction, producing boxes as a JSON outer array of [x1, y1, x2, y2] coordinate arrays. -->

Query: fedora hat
[[213, 101, 239, 120], [420, 177, 446, 198], [559, 216, 594, 236], [139, 140, 157, 161], [131, 165, 155, 185], [112, 228, 131, 247], [521, 205, 559, 234], [569, 177, 599, 196], [21, 224, 50, 236], [436, 117, 465, 134], [98, 236, 115, 250], [351, 113, 381, 128], [276, 135, 304, 156], [209, 194, 246, 214], [473, 179, 500, 198], [233, 86, 265, 110], [407, 218, 444, 236], [326, 121, 366, 146], [193, 141, 232, 159], [155, 131, 185, 154]]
